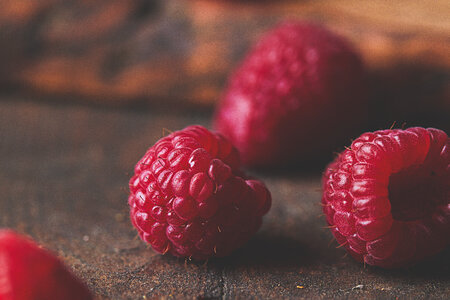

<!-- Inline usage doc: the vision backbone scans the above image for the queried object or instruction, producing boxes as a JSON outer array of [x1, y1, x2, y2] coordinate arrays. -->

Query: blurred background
[[0, 0, 448, 131], [0, 1, 449, 298]]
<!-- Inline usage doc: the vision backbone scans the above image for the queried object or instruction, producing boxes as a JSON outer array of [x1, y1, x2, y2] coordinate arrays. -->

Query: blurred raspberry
[[322, 127, 449, 268], [0, 230, 93, 300], [214, 22, 367, 167], [129, 125, 271, 259]]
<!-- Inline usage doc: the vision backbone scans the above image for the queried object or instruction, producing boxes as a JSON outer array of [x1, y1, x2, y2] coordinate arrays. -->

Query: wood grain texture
[[0, 0, 448, 107], [0, 97, 448, 299]]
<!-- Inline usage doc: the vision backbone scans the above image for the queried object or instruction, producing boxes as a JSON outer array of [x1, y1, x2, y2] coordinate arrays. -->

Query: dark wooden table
[[0, 96, 448, 299]]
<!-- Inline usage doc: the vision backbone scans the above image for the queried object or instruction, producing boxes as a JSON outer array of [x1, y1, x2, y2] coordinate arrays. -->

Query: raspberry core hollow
[[322, 127, 449, 268]]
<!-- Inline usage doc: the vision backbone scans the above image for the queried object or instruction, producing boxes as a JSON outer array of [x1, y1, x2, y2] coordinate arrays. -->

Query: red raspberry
[[322, 127, 449, 268], [214, 22, 367, 167], [0, 230, 93, 300], [128, 125, 271, 260]]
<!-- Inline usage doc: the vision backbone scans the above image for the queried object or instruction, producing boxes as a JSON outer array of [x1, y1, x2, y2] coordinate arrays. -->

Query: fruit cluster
[[127, 22, 448, 268], [2, 17, 448, 300]]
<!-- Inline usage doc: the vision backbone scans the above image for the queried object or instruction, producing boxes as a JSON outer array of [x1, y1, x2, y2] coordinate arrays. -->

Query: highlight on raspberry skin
[[128, 125, 272, 260], [213, 21, 367, 168], [322, 127, 449, 268], [0, 230, 93, 300]]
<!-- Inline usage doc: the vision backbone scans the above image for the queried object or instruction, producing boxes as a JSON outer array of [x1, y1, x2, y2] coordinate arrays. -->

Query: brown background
[[0, 0, 449, 299], [1, 98, 449, 299], [0, 1, 449, 103]]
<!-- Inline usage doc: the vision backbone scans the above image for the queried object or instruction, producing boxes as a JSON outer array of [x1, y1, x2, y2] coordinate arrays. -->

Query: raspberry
[[214, 22, 367, 167], [128, 125, 271, 259], [322, 127, 449, 268], [0, 230, 93, 300]]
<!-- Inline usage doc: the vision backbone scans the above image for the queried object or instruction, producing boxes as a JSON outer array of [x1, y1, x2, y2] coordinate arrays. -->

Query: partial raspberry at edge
[[214, 22, 367, 167], [128, 125, 271, 260], [322, 127, 449, 268], [0, 230, 93, 300]]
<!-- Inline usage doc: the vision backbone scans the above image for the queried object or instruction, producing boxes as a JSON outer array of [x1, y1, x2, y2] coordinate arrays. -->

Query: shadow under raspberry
[[366, 247, 450, 280]]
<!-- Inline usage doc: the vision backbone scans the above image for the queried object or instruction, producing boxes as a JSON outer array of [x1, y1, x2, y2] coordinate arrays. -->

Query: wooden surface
[[0, 0, 449, 106], [0, 96, 448, 299]]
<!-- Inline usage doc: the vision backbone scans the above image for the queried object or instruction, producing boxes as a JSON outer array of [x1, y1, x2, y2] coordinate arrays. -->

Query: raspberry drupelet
[[0, 230, 93, 300], [128, 125, 271, 260], [214, 21, 367, 167], [322, 127, 449, 268]]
